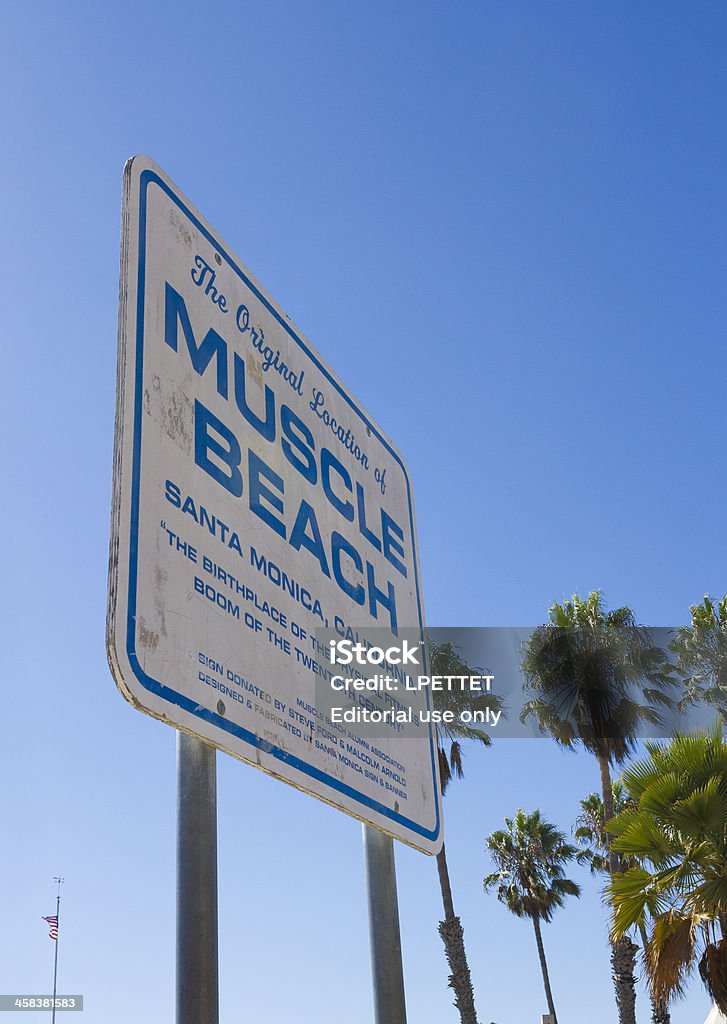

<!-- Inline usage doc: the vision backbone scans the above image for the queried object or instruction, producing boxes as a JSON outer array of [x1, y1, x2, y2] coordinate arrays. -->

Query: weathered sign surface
[[107, 156, 442, 852]]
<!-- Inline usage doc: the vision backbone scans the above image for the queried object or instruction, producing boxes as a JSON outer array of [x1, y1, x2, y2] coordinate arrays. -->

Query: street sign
[[107, 156, 442, 853]]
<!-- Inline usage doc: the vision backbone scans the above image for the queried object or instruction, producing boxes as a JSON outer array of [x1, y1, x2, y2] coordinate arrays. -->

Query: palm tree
[[484, 808, 581, 1024], [608, 727, 727, 1015], [575, 785, 671, 1024], [520, 591, 675, 1024], [670, 594, 727, 723], [430, 637, 501, 1024]]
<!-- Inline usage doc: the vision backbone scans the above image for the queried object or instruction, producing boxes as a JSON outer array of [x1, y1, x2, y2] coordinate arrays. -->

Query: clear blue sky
[[1, 2, 724, 1021]]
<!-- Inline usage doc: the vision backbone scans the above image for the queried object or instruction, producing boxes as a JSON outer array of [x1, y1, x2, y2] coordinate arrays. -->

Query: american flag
[[42, 915, 58, 940]]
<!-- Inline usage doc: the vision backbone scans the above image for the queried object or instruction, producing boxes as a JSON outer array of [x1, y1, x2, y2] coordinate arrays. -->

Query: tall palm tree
[[430, 637, 501, 1024], [575, 785, 671, 1024], [484, 808, 581, 1024], [608, 727, 727, 1015], [520, 591, 675, 1024], [670, 594, 727, 723]]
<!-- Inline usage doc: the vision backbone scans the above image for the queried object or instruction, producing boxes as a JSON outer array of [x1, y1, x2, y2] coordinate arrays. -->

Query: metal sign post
[[363, 825, 407, 1024], [176, 733, 218, 1024]]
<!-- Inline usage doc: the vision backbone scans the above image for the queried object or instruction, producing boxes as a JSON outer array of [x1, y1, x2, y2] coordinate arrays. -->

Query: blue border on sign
[[125, 167, 440, 843]]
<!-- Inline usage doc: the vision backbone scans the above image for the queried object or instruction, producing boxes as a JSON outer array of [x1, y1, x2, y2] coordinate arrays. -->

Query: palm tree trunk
[[532, 913, 558, 1024], [436, 842, 479, 1024], [612, 936, 639, 1024], [597, 752, 618, 874], [651, 998, 671, 1024], [437, 841, 456, 920], [597, 752, 638, 1024]]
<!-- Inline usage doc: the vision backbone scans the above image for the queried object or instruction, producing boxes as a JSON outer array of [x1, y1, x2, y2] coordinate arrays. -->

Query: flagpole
[[51, 877, 63, 1024]]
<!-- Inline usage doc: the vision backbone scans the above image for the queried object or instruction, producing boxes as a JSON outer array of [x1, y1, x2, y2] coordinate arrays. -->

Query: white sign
[[107, 156, 442, 853]]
